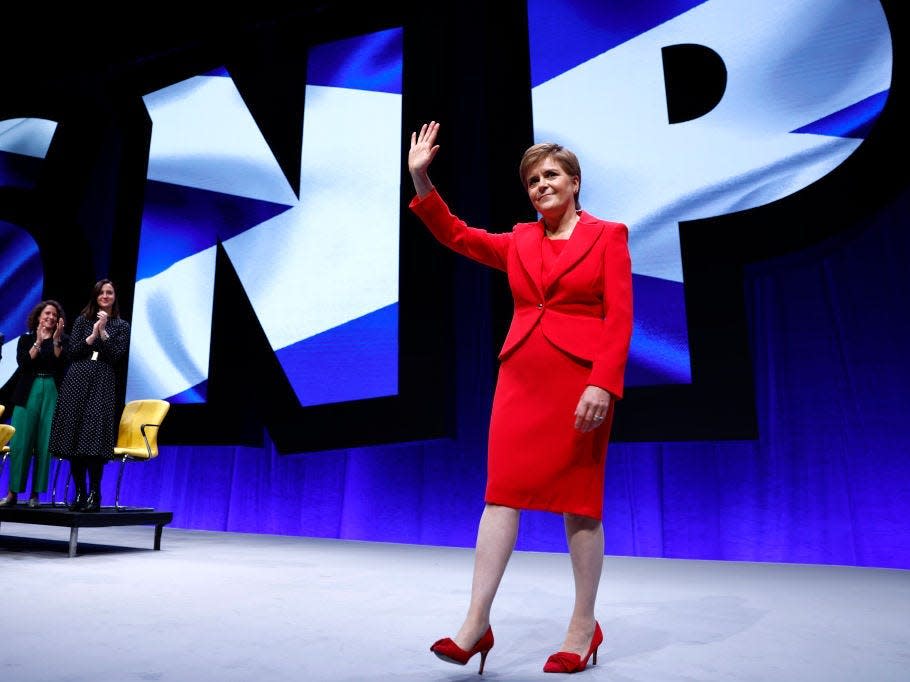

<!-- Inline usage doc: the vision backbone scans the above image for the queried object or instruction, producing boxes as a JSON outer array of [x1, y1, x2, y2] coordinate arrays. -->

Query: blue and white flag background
[[0, 117, 58, 373], [1, 0, 892, 407], [1, 28, 403, 408], [128, 27, 403, 406], [529, 0, 891, 386]]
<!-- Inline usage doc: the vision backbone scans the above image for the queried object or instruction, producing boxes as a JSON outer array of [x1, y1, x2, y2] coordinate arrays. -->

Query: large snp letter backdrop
[[0, 0, 907, 568]]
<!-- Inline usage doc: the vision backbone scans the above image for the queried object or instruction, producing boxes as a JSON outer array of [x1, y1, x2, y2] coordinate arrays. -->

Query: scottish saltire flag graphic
[[126, 27, 403, 406], [0, 118, 58, 388], [529, 0, 892, 386], [3, 5, 892, 404]]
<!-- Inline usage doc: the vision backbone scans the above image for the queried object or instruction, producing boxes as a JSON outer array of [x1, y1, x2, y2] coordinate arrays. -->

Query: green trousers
[[7, 376, 58, 494]]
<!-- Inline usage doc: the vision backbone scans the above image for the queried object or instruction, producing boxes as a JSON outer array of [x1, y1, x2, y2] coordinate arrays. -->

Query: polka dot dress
[[48, 314, 131, 460]]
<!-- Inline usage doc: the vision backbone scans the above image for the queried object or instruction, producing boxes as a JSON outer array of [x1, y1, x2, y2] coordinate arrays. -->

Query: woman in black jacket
[[0, 300, 67, 507]]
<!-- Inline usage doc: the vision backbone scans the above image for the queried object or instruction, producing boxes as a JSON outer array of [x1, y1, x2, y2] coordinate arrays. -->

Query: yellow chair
[[113, 399, 170, 511], [0, 423, 15, 481]]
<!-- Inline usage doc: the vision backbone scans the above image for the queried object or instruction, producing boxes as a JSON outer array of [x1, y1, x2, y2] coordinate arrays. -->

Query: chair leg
[[51, 458, 66, 506], [64, 470, 72, 506], [115, 458, 127, 511], [53, 460, 74, 506]]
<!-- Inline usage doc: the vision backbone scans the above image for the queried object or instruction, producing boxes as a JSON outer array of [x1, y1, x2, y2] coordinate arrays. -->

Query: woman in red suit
[[409, 121, 633, 675]]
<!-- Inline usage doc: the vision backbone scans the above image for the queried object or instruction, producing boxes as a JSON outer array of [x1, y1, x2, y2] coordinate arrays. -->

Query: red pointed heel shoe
[[430, 625, 494, 675], [543, 621, 603, 674]]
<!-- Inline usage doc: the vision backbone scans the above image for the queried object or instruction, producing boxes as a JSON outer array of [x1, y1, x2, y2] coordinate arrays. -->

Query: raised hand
[[408, 121, 440, 197]]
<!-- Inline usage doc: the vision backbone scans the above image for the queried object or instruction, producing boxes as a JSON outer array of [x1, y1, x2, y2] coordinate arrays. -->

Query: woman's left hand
[[574, 385, 611, 433]]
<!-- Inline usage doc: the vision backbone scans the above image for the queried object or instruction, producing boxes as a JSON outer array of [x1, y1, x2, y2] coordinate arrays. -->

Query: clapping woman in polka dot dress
[[49, 279, 131, 512]]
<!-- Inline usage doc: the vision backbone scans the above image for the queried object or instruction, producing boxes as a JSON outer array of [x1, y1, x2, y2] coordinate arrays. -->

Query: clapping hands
[[91, 310, 110, 342]]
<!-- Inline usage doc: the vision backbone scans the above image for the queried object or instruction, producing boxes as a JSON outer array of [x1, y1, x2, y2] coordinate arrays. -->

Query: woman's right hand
[[408, 121, 440, 198], [87, 311, 106, 344]]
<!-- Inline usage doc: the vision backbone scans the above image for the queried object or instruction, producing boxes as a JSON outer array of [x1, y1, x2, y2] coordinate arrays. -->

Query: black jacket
[[9, 332, 69, 406]]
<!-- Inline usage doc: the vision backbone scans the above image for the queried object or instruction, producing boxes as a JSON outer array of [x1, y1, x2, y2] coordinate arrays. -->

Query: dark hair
[[26, 300, 64, 333], [519, 142, 582, 209], [80, 279, 120, 320]]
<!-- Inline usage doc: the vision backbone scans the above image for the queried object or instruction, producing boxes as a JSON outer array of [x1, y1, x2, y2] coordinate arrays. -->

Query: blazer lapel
[[544, 213, 602, 294], [515, 223, 545, 299]]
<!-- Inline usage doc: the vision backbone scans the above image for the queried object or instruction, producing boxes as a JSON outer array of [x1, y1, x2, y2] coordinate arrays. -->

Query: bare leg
[[558, 513, 603, 654], [452, 503, 520, 649]]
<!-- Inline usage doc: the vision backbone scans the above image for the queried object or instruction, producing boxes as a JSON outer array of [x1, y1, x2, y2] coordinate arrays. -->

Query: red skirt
[[485, 324, 614, 519]]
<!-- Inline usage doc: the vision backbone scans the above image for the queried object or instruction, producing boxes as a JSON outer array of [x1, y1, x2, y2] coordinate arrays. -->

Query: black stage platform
[[0, 504, 173, 557]]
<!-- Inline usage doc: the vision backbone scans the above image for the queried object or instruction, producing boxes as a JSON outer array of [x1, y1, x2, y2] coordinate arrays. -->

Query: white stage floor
[[1, 522, 907, 681]]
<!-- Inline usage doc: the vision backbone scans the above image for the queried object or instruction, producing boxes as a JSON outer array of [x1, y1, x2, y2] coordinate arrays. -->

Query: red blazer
[[410, 189, 633, 398]]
